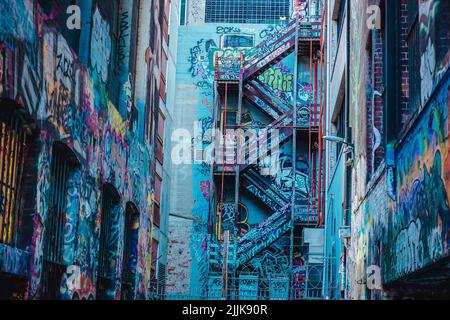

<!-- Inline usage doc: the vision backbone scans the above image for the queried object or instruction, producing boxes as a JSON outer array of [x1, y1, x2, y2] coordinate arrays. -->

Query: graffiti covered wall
[[0, 0, 157, 300], [388, 73, 450, 282], [347, 0, 450, 299]]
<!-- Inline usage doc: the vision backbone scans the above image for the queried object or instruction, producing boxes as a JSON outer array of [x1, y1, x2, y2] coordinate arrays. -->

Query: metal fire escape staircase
[[213, 15, 322, 280], [236, 203, 292, 268], [243, 18, 321, 79]]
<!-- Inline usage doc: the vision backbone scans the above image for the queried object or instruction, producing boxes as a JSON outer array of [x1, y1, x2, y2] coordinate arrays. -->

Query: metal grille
[[97, 184, 121, 299], [41, 143, 77, 299], [205, 0, 290, 24], [0, 111, 28, 246], [304, 263, 323, 299], [157, 262, 167, 297], [43, 144, 71, 264], [336, 0, 346, 41], [40, 261, 65, 300]]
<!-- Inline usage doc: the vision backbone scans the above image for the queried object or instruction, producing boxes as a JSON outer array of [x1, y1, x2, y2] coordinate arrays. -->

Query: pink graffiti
[[200, 180, 210, 201]]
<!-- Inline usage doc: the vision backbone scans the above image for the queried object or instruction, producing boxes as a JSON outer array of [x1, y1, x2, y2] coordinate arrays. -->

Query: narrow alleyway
[[0, 0, 449, 301]]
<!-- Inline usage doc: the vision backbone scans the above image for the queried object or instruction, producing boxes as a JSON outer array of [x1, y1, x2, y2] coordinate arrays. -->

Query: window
[[156, 139, 164, 165], [156, 113, 165, 164], [154, 174, 162, 205], [336, 0, 346, 43], [366, 31, 373, 171], [366, 1, 385, 178], [157, 262, 166, 296], [0, 108, 30, 247], [222, 35, 254, 49], [407, 0, 420, 113], [121, 202, 139, 300], [94, 1, 120, 105], [162, 0, 170, 43], [153, 203, 160, 227], [205, 0, 290, 24], [97, 183, 122, 300], [41, 142, 79, 299], [157, 112, 165, 141], [161, 50, 168, 80], [434, 2, 450, 72]]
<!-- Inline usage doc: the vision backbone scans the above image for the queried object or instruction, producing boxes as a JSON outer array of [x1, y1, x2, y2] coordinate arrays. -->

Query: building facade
[[0, 0, 171, 300], [323, 0, 450, 300]]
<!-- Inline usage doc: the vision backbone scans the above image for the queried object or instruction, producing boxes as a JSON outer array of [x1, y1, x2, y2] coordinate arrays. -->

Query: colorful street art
[[0, 1, 158, 300], [348, 72, 450, 299]]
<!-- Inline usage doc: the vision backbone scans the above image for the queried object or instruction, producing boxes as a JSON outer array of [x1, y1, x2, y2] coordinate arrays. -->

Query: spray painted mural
[[348, 72, 450, 298], [167, 16, 321, 299], [346, 0, 450, 299], [0, 1, 157, 300], [388, 73, 450, 281]]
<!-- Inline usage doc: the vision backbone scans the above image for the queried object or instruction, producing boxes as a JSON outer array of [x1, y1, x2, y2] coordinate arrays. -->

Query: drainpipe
[[343, 0, 352, 300], [132, 0, 152, 297]]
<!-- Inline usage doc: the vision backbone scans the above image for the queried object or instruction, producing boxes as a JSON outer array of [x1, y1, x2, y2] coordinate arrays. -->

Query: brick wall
[[166, 216, 193, 295], [399, 0, 411, 127]]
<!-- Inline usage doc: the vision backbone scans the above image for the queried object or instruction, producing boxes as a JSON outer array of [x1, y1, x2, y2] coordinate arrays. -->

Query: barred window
[[0, 107, 30, 247], [222, 35, 254, 49], [205, 0, 290, 24], [41, 142, 79, 299]]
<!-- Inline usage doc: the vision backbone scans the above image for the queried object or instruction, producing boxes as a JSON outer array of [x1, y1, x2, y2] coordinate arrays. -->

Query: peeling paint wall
[[167, 17, 320, 297]]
